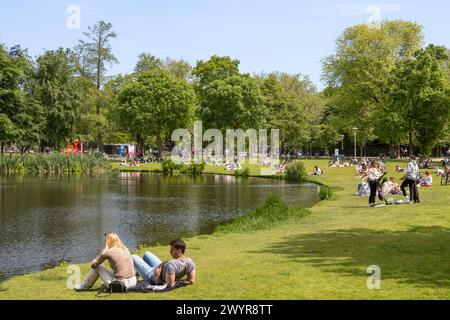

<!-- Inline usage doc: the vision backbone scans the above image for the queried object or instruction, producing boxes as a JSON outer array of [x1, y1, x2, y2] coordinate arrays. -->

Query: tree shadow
[[251, 226, 450, 288]]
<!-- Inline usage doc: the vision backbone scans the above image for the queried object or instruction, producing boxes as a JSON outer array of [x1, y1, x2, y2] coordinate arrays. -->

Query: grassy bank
[[1, 160, 449, 300]]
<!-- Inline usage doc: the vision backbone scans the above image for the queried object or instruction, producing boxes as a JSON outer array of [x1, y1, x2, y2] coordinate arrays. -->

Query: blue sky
[[1, 0, 449, 89]]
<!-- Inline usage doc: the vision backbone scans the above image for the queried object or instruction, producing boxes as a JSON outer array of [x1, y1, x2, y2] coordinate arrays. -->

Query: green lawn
[[1, 160, 449, 300]]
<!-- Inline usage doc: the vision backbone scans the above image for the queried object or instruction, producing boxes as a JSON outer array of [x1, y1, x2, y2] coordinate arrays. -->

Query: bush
[[188, 161, 206, 176], [234, 167, 250, 177], [161, 158, 177, 175], [319, 185, 335, 200], [215, 195, 310, 234], [285, 161, 307, 183]]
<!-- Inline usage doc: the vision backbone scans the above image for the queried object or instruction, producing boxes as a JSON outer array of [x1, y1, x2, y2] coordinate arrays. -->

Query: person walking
[[365, 161, 387, 207], [400, 155, 420, 204]]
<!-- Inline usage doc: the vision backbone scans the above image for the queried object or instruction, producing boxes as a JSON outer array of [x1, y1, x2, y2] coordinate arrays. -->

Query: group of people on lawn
[[356, 155, 445, 207], [74, 234, 196, 292]]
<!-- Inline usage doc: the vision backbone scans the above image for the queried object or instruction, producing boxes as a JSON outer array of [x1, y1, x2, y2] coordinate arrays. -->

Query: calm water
[[0, 173, 319, 281]]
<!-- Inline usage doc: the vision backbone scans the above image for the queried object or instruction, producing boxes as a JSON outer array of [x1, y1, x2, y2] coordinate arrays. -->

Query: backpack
[[107, 280, 127, 294]]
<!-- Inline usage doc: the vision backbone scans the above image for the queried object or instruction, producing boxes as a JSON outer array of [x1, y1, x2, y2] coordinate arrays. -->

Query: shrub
[[162, 158, 180, 175], [285, 161, 307, 183], [188, 161, 206, 176], [234, 167, 250, 177], [319, 185, 335, 200]]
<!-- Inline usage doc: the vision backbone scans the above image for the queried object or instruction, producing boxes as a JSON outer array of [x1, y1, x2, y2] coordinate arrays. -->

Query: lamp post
[[341, 135, 345, 154], [352, 128, 358, 158]]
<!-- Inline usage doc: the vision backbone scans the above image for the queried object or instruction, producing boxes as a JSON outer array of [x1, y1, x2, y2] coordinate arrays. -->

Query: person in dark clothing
[[400, 155, 420, 203]]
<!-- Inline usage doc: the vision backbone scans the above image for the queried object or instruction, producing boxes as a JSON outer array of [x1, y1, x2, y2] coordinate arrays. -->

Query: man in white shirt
[[400, 155, 420, 203]]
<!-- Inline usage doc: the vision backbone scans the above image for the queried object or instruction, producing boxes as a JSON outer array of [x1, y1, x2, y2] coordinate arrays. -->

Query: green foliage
[[32, 48, 86, 149], [319, 185, 335, 201], [257, 73, 313, 149], [0, 154, 111, 175], [116, 69, 196, 154], [389, 45, 450, 154], [75, 21, 118, 89], [134, 53, 164, 73], [235, 167, 250, 177], [215, 195, 310, 234], [193, 55, 240, 89], [285, 161, 307, 183], [162, 158, 205, 176], [198, 74, 265, 131], [322, 20, 423, 145], [162, 158, 182, 175], [188, 161, 206, 176]]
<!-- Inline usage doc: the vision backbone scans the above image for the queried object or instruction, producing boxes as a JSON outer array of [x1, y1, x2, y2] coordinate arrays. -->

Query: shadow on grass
[[252, 226, 450, 288]]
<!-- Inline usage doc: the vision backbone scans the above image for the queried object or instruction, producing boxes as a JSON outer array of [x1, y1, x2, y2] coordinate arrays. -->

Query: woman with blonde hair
[[75, 232, 137, 291]]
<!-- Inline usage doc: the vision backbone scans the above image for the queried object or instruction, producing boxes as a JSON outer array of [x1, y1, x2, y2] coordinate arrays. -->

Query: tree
[[322, 20, 423, 152], [192, 55, 264, 132], [134, 53, 163, 73], [76, 21, 118, 151], [0, 44, 41, 153], [257, 73, 309, 150], [116, 69, 197, 155], [32, 49, 85, 149], [193, 55, 240, 90], [199, 74, 265, 132], [389, 45, 450, 154], [164, 58, 192, 81], [0, 114, 18, 153]]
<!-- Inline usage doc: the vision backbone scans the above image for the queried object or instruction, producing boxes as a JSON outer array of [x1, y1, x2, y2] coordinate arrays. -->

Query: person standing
[[401, 155, 420, 203], [365, 161, 386, 207]]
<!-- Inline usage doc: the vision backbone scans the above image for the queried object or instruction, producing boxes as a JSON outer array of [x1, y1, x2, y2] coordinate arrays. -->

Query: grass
[[215, 195, 310, 234], [1, 160, 449, 300], [112, 161, 275, 177]]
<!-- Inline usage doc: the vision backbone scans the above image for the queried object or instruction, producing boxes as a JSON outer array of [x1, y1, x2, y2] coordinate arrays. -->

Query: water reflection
[[0, 173, 319, 280]]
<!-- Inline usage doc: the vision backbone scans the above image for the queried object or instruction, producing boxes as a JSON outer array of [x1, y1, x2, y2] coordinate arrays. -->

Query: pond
[[0, 173, 320, 281]]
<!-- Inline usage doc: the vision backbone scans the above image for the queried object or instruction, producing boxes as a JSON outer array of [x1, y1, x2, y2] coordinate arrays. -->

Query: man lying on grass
[[132, 239, 196, 289]]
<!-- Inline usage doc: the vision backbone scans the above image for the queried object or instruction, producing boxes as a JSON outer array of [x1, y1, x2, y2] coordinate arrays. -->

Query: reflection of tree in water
[[253, 226, 450, 288]]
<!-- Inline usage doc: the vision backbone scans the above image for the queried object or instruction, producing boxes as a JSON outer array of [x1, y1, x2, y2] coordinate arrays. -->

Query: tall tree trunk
[[409, 130, 413, 156], [1, 143, 3, 155], [97, 131, 103, 152], [157, 131, 163, 159]]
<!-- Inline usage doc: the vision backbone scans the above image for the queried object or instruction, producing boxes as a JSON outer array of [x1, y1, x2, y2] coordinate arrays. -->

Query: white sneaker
[[74, 284, 86, 291]]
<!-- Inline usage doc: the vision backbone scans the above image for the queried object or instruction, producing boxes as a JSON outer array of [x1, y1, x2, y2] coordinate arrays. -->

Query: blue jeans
[[132, 251, 162, 282]]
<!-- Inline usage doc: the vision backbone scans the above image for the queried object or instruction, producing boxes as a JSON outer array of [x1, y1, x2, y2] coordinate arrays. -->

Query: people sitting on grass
[[419, 171, 433, 187], [75, 233, 137, 291], [382, 177, 401, 196], [356, 180, 370, 196], [132, 239, 196, 289], [309, 166, 323, 176], [119, 159, 128, 167]]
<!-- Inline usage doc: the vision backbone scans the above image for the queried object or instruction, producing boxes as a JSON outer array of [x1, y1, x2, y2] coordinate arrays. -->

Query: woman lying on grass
[[75, 233, 137, 291]]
